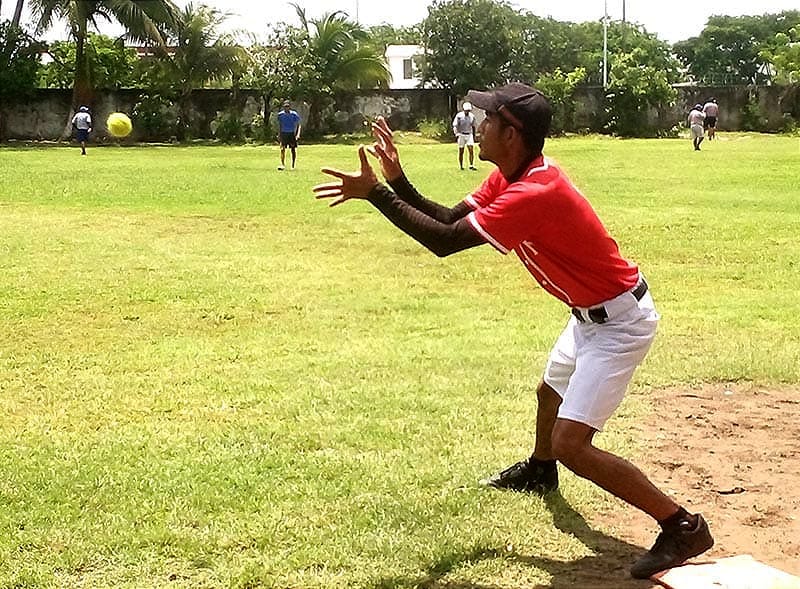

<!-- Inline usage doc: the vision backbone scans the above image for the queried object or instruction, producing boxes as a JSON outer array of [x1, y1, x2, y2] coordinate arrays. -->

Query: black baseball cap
[[466, 82, 552, 141]]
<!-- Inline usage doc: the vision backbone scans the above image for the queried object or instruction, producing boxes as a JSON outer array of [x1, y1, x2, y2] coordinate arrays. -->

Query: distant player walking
[[703, 98, 719, 140], [71, 105, 92, 156], [688, 104, 706, 151], [277, 100, 301, 170]]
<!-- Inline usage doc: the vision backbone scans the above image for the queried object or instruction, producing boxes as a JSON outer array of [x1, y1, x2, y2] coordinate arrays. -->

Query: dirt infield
[[573, 383, 800, 588]]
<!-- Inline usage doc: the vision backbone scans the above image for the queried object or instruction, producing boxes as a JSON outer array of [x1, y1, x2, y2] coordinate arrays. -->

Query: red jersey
[[465, 156, 639, 307]]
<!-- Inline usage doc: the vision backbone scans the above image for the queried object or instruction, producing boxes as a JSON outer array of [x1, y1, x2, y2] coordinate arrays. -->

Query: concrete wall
[[2, 85, 798, 141], [0, 88, 262, 141]]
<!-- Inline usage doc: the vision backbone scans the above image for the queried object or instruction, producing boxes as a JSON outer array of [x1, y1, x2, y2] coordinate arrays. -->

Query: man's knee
[[550, 420, 594, 466], [536, 381, 559, 404]]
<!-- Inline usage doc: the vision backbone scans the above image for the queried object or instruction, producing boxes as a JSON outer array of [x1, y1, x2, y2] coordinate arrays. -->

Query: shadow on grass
[[371, 492, 654, 589]]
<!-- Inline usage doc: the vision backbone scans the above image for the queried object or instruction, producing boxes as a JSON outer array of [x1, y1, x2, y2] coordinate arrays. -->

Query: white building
[[384, 44, 423, 89]]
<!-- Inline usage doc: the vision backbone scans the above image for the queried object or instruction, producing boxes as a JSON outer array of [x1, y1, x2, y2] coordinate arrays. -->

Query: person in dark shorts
[[702, 98, 719, 140], [277, 100, 301, 170], [313, 82, 714, 580], [71, 105, 92, 156]]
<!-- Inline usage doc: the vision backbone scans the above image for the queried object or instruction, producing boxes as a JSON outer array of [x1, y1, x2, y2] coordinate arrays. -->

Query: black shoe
[[469, 165, 477, 170], [479, 458, 558, 493], [630, 514, 714, 579]]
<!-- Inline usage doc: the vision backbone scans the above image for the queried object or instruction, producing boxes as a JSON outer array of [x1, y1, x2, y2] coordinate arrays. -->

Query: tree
[[0, 21, 41, 138], [244, 25, 317, 139], [594, 22, 679, 136], [135, 3, 246, 139], [11, 0, 24, 28], [289, 3, 390, 134], [534, 67, 586, 134], [604, 50, 677, 137], [761, 28, 800, 84], [511, 15, 584, 82], [674, 11, 800, 85], [419, 0, 520, 96], [39, 33, 138, 89], [366, 23, 421, 52], [28, 0, 178, 127]]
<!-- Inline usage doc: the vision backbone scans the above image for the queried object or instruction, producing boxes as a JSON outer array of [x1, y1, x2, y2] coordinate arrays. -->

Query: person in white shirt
[[452, 101, 477, 170], [687, 104, 705, 151], [71, 106, 92, 156]]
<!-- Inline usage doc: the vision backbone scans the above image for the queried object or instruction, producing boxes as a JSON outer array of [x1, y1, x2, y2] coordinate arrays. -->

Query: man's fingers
[[371, 142, 390, 161], [358, 145, 370, 168], [314, 191, 348, 206], [319, 167, 348, 179], [372, 122, 391, 143], [375, 116, 393, 136], [312, 181, 343, 193], [314, 190, 343, 200], [314, 190, 342, 200]]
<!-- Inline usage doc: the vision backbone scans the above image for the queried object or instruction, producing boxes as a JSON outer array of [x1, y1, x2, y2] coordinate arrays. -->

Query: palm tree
[[291, 3, 390, 132], [143, 3, 246, 138], [11, 0, 25, 27], [29, 0, 178, 118]]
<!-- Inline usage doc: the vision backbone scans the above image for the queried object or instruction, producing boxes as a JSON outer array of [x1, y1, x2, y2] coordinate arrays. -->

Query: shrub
[[417, 117, 450, 140], [535, 67, 586, 135], [132, 94, 177, 141], [781, 113, 798, 135], [741, 94, 767, 132], [211, 110, 245, 142]]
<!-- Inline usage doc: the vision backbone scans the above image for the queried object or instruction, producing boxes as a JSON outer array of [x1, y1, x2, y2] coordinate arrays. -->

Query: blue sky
[[3, 0, 799, 44]]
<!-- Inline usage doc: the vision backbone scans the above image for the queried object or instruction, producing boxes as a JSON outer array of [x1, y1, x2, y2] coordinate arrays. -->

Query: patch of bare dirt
[[594, 383, 800, 585]]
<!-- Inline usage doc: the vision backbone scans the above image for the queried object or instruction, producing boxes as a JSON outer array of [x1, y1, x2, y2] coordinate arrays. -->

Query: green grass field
[[0, 134, 798, 588]]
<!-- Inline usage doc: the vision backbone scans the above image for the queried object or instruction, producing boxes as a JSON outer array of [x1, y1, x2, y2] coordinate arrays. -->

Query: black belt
[[571, 278, 648, 324]]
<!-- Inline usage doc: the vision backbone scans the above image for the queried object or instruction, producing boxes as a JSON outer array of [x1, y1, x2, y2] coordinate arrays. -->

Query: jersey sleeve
[[467, 183, 548, 254], [463, 169, 505, 210]]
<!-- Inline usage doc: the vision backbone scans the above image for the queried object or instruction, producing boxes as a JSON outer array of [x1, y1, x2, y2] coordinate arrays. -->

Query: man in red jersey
[[313, 83, 713, 580]]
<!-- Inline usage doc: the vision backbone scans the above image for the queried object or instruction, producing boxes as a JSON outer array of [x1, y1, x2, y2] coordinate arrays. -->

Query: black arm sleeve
[[387, 173, 473, 224], [367, 184, 486, 257]]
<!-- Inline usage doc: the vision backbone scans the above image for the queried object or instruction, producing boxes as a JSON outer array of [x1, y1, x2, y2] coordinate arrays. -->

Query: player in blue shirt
[[277, 100, 302, 170]]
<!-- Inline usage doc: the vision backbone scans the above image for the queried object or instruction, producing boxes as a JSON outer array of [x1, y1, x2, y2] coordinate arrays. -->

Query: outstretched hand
[[368, 116, 403, 182], [313, 145, 380, 207]]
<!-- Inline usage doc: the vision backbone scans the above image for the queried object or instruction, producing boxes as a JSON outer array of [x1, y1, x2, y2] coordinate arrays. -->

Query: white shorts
[[543, 284, 659, 431], [691, 124, 704, 139], [456, 133, 474, 148]]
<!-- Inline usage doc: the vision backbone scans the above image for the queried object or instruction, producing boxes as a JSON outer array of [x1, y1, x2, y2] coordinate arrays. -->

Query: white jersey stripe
[[467, 212, 509, 254], [526, 158, 550, 176]]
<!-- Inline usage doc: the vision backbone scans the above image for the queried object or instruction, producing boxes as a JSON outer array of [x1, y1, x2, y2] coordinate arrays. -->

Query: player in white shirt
[[687, 104, 705, 151], [71, 106, 92, 156], [452, 101, 477, 170]]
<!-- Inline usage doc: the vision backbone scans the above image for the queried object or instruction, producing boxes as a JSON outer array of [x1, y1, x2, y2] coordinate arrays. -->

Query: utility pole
[[622, 0, 626, 23]]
